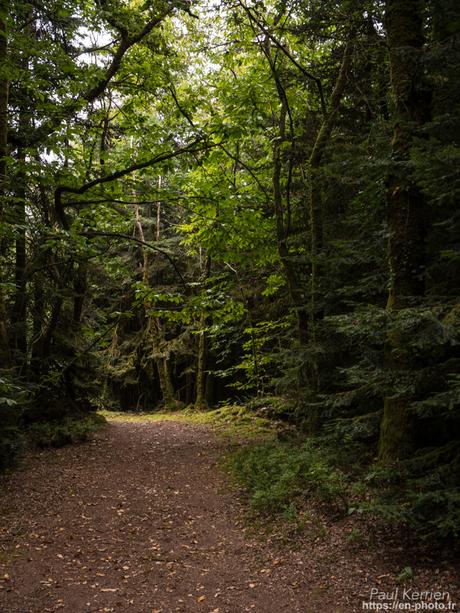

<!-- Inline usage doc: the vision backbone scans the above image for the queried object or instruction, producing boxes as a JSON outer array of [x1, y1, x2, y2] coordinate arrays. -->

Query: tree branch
[[84, 11, 172, 102], [309, 34, 355, 169], [80, 230, 188, 290], [54, 138, 216, 227], [9, 7, 173, 148], [168, 84, 196, 128], [238, 0, 327, 116]]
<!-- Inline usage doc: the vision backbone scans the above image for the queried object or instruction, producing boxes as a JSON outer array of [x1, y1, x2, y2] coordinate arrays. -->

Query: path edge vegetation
[[100, 406, 460, 546]]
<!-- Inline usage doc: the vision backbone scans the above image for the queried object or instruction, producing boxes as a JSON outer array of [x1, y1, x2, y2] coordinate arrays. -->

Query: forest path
[[0, 420, 457, 613]]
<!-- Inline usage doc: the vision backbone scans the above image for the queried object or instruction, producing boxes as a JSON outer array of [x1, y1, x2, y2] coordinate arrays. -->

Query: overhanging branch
[[54, 138, 216, 227], [9, 6, 173, 148]]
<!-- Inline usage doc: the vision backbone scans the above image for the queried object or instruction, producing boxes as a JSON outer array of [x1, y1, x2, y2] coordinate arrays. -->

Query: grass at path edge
[[98, 404, 277, 441]]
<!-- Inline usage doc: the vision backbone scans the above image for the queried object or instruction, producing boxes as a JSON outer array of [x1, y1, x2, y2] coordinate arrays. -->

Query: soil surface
[[0, 420, 458, 613]]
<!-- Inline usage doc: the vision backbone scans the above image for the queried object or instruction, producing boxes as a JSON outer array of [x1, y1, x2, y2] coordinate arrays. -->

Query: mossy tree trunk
[[150, 320, 177, 409], [378, 0, 432, 462]]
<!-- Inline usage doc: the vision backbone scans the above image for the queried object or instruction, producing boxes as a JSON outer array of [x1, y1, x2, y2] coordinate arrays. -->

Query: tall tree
[[378, 0, 432, 461], [0, 0, 9, 365]]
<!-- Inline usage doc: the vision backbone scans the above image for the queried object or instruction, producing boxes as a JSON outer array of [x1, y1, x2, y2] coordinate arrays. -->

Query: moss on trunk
[[378, 395, 415, 462], [378, 0, 432, 462]]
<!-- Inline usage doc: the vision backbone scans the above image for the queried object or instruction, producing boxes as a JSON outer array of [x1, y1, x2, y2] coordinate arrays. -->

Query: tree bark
[[268, 55, 310, 347], [308, 35, 354, 324], [384, 0, 431, 311], [134, 204, 178, 408], [266, 31, 354, 355], [194, 255, 211, 410], [0, 0, 8, 195], [73, 262, 87, 324], [378, 0, 432, 462], [0, 0, 10, 365], [148, 318, 177, 408], [10, 147, 27, 366]]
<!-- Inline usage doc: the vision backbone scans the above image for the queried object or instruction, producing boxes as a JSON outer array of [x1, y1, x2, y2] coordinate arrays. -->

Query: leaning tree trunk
[[378, 0, 432, 462]]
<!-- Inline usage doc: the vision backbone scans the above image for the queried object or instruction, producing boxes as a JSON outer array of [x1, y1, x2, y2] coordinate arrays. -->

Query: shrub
[[0, 375, 28, 470], [228, 439, 347, 514], [0, 426, 25, 471], [357, 443, 460, 540], [27, 413, 106, 448]]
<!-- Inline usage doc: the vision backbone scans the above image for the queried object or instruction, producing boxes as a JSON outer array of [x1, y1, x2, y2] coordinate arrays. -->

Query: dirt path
[[0, 421, 458, 613]]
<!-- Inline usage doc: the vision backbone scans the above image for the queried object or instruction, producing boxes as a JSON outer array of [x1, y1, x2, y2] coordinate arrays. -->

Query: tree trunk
[[194, 255, 211, 410], [73, 262, 87, 324], [30, 256, 71, 373], [308, 35, 354, 325], [267, 32, 354, 355], [306, 34, 354, 392], [273, 139, 310, 346], [378, 0, 432, 462], [39, 295, 64, 364], [10, 147, 27, 367], [158, 358, 176, 407], [0, 0, 10, 365], [31, 277, 44, 358], [0, 0, 7, 189], [135, 203, 178, 408], [195, 311, 207, 410]]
